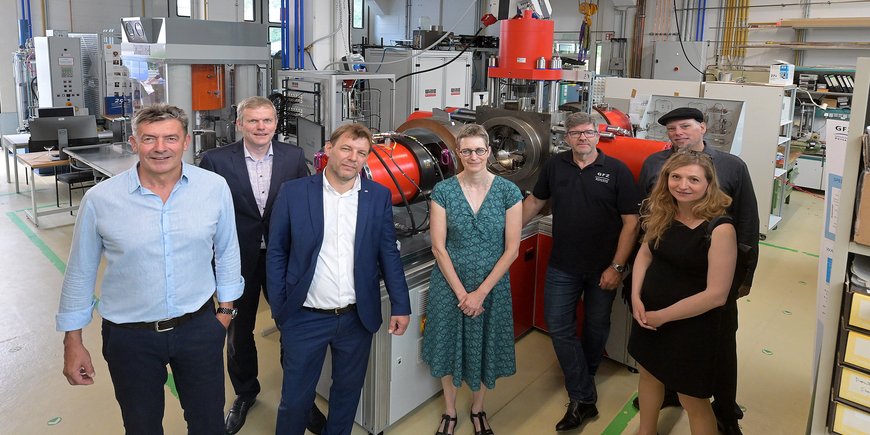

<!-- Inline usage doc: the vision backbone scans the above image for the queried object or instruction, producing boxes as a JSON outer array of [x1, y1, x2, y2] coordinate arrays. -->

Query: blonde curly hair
[[641, 150, 732, 248]]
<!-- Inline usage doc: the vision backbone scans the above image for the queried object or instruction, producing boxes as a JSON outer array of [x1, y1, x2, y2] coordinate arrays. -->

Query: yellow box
[[832, 401, 870, 435], [847, 291, 870, 332], [843, 329, 870, 370], [836, 365, 870, 408]]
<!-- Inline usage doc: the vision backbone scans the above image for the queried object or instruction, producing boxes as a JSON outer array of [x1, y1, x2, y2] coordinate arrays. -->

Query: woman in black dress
[[628, 151, 737, 435]]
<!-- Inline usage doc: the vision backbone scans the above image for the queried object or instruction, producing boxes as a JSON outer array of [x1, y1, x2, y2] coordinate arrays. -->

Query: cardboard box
[[854, 172, 870, 246], [769, 62, 795, 85]]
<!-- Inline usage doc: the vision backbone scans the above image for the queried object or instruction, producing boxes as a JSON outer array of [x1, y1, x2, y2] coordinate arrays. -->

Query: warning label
[[424, 89, 437, 97], [450, 88, 461, 96]]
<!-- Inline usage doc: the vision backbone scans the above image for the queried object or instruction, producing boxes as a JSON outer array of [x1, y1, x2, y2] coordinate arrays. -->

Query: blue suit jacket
[[199, 140, 308, 279], [265, 174, 411, 333]]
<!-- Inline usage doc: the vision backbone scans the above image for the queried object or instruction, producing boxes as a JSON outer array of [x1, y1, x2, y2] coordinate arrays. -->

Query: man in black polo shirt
[[523, 112, 640, 431], [636, 107, 759, 435]]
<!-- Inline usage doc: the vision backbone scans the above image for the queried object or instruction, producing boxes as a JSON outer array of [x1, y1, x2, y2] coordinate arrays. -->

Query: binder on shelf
[[825, 75, 840, 92], [846, 76, 856, 93], [836, 76, 850, 93]]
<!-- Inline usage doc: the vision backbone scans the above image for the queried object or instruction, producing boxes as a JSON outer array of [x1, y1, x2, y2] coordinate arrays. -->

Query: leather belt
[[108, 302, 212, 332], [301, 304, 356, 316]]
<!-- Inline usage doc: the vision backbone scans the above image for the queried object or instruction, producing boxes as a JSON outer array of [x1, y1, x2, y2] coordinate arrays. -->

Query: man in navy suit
[[267, 123, 411, 435], [199, 96, 324, 434]]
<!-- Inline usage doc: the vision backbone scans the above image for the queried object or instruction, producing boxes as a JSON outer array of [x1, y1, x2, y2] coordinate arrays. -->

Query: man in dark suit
[[199, 96, 324, 434], [266, 123, 411, 435]]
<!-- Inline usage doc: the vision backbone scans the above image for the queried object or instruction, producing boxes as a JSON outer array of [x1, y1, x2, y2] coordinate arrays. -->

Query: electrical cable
[[306, 50, 318, 70], [370, 144, 418, 237], [395, 27, 483, 83], [672, 0, 715, 79], [797, 88, 829, 109], [306, 0, 343, 49]]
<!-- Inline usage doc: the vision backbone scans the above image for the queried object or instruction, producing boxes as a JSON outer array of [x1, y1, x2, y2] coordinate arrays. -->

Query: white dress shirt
[[304, 173, 360, 309], [244, 144, 273, 249]]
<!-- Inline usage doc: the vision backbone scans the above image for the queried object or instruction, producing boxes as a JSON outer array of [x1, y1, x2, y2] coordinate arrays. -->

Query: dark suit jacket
[[265, 174, 411, 333], [199, 140, 308, 279]]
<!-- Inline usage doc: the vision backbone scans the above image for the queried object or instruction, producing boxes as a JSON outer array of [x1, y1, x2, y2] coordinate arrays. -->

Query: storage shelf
[[769, 214, 783, 230], [774, 168, 787, 178], [849, 242, 870, 257], [798, 90, 853, 98], [778, 136, 790, 145]]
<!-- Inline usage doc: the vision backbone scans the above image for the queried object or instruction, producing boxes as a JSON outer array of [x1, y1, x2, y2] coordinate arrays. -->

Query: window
[[269, 26, 282, 56], [176, 0, 191, 17], [244, 0, 254, 21], [352, 0, 364, 29], [269, 0, 281, 24]]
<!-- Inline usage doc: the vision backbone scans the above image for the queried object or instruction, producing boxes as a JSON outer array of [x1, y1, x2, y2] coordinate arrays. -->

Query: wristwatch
[[216, 307, 238, 319], [611, 263, 626, 273]]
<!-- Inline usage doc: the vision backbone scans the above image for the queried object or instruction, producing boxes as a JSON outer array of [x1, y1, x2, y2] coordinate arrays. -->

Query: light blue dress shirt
[[56, 162, 245, 331]]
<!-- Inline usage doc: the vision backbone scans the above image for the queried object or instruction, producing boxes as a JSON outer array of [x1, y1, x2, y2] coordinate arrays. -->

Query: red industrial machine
[[487, 9, 562, 82]]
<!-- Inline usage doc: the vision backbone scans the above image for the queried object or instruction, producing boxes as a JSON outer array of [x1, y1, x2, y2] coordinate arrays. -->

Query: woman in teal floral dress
[[422, 124, 523, 435]]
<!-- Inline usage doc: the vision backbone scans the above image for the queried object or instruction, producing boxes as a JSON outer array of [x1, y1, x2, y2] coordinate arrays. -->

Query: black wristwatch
[[611, 263, 626, 273], [216, 307, 238, 319]]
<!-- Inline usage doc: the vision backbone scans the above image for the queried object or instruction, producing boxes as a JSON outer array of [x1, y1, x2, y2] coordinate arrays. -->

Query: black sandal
[[470, 411, 494, 435], [435, 413, 457, 435]]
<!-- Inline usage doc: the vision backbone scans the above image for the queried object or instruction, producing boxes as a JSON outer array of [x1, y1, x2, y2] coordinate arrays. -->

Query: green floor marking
[[6, 211, 66, 274], [802, 252, 820, 258], [47, 416, 62, 426], [166, 372, 179, 399], [760, 241, 799, 252], [602, 392, 639, 435]]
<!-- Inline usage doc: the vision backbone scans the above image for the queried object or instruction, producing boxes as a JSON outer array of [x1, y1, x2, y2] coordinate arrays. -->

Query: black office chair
[[55, 161, 96, 209]]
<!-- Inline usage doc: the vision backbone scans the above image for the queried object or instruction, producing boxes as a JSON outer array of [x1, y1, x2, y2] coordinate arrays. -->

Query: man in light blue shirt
[[57, 104, 244, 435]]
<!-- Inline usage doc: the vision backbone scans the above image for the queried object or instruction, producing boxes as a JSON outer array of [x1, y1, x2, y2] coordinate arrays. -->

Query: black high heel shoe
[[435, 413, 457, 435], [470, 411, 494, 435]]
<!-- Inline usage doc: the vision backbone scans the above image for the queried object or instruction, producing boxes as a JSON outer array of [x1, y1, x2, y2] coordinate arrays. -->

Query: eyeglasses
[[457, 147, 489, 157], [566, 130, 599, 139]]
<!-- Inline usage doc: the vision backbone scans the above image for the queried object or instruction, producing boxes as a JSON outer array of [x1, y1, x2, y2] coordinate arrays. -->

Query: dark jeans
[[228, 250, 267, 400], [276, 308, 373, 435], [543, 266, 616, 403], [101, 307, 227, 435]]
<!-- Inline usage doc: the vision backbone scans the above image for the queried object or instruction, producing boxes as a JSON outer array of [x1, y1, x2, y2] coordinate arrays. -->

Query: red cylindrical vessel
[[367, 143, 422, 205], [597, 137, 670, 182], [488, 10, 561, 81]]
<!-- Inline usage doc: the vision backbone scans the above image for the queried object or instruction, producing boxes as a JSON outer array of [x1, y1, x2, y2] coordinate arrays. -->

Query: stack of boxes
[[103, 43, 130, 115], [830, 255, 870, 434]]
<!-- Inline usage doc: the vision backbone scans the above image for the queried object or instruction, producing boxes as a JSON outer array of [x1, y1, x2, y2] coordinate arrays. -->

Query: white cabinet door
[[794, 155, 824, 190]]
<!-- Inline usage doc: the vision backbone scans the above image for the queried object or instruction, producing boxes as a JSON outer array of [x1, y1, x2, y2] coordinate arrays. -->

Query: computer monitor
[[37, 106, 76, 118], [28, 115, 99, 159], [295, 117, 325, 166]]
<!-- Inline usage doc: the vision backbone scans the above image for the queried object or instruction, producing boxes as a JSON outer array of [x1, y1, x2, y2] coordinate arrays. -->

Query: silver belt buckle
[[154, 318, 174, 332]]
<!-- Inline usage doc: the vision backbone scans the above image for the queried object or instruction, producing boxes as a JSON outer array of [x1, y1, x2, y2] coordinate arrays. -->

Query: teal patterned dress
[[422, 175, 523, 390]]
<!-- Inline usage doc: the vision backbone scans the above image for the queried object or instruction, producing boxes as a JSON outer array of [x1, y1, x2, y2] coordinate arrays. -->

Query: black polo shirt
[[533, 150, 640, 275]]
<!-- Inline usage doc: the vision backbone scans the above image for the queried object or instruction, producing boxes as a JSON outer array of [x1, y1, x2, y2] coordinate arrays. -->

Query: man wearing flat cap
[[635, 107, 758, 435]]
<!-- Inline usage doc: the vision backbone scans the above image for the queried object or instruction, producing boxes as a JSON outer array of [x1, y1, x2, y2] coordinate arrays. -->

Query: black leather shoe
[[632, 393, 682, 410], [555, 400, 598, 431], [225, 397, 256, 435], [307, 403, 326, 434], [712, 400, 744, 421], [717, 418, 743, 435]]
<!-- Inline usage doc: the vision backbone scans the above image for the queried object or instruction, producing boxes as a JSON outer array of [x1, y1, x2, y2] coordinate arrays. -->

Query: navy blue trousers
[[101, 308, 227, 435], [276, 308, 373, 435]]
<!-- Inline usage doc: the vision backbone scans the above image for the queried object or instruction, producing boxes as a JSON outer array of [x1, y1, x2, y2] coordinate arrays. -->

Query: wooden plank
[[780, 17, 870, 28]]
